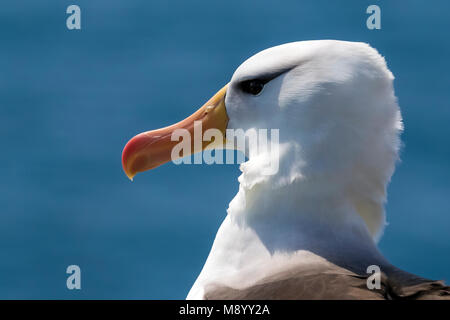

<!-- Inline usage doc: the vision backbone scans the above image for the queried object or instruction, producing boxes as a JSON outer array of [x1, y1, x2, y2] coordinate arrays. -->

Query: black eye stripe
[[238, 66, 294, 96]]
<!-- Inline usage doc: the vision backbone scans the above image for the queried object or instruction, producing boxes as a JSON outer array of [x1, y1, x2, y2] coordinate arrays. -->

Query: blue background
[[0, 0, 449, 299]]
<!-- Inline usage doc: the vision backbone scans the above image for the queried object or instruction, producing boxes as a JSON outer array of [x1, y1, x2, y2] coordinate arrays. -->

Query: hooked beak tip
[[122, 144, 136, 181]]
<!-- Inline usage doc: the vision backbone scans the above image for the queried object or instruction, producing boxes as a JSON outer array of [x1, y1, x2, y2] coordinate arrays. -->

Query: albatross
[[122, 40, 450, 300]]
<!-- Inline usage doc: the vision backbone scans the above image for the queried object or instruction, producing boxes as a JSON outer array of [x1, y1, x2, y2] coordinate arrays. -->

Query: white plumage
[[188, 40, 404, 299], [122, 40, 448, 299]]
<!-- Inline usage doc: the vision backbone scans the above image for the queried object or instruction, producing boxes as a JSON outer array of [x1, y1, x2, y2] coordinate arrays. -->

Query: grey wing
[[204, 265, 450, 300]]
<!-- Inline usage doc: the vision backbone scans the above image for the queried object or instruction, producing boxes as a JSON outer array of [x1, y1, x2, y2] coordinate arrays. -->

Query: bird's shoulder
[[203, 264, 450, 300]]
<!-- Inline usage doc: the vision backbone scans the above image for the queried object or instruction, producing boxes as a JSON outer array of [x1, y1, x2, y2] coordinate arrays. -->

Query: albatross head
[[122, 40, 402, 242]]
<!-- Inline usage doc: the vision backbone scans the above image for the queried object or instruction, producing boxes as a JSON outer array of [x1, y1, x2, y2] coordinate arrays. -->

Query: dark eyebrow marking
[[239, 65, 295, 84]]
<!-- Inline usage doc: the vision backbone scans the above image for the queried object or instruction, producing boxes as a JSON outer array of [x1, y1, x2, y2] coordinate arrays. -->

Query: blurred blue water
[[0, 0, 449, 299]]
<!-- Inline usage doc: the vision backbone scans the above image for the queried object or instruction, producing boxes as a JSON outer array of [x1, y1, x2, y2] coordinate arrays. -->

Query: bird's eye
[[240, 79, 265, 96]]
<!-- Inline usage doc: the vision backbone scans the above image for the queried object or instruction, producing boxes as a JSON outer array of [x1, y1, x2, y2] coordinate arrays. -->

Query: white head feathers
[[225, 40, 403, 240]]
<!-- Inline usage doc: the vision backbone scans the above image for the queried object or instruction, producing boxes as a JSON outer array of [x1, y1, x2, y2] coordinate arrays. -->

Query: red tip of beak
[[122, 133, 145, 181], [122, 132, 162, 180]]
